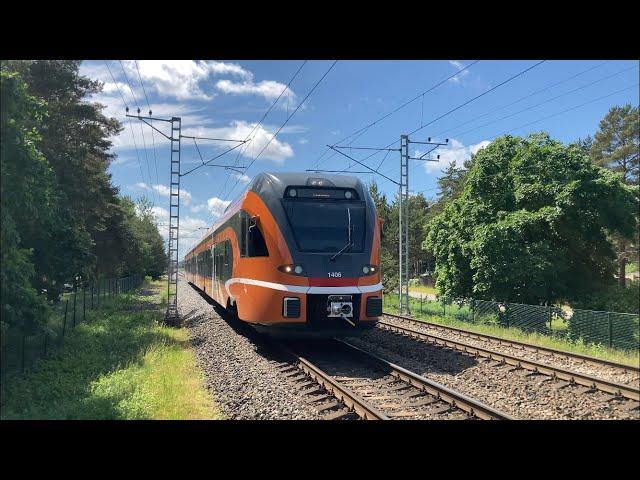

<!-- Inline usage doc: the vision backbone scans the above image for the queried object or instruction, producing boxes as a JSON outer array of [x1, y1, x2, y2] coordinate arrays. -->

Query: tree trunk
[[619, 240, 627, 287]]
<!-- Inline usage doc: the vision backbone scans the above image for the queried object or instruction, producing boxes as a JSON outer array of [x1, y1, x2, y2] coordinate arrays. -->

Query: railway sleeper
[[307, 394, 333, 404], [315, 401, 342, 413], [323, 408, 353, 421]]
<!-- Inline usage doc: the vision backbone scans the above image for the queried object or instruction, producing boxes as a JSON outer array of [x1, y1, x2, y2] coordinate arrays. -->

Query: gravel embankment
[[349, 327, 640, 420], [178, 280, 322, 420], [381, 316, 640, 386]]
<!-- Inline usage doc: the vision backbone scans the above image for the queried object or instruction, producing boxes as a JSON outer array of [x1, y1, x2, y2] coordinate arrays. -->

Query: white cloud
[[234, 173, 251, 184], [190, 203, 206, 213], [215, 79, 296, 107], [151, 206, 170, 221], [417, 138, 491, 173], [122, 60, 251, 101], [109, 118, 294, 164], [185, 120, 293, 164], [102, 81, 129, 95], [207, 197, 231, 218], [79, 61, 300, 165], [133, 182, 192, 206], [448, 60, 471, 84]]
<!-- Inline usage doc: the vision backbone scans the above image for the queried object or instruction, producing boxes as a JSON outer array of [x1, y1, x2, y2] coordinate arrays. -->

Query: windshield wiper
[[330, 208, 354, 262]]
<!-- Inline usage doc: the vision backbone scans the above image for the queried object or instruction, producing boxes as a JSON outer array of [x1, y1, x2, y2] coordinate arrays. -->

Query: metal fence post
[[72, 281, 78, 328], [83, 286, 87, 322], [91, 283, 94, 309], [420, 294, 423, 314], [21, 333, 26, 374], [506, 303, 510, 328], [608, 312, 612, 348], [62, 298, 69, 340], [471, 299, 475, 322]]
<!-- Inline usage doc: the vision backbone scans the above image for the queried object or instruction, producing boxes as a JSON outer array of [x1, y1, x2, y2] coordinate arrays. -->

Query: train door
[[211, 244, 217, 302]]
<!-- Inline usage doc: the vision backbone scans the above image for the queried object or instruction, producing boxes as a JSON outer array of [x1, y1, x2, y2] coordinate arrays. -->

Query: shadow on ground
[[0, 286, 187, 420]]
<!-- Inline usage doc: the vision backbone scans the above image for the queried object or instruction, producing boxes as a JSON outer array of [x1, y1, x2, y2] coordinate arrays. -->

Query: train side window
[[240, 210, 269, 258], [214, 244, 224, 282], [223, 240, 233, 281], [248, 218, 268, 257]]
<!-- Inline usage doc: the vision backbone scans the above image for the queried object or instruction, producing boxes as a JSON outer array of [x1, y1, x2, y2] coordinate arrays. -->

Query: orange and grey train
[[184, 172, 383, 336]]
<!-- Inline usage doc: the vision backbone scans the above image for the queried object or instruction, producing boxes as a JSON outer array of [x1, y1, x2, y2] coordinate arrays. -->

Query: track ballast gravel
[[382, 315, 640, 386], [349, 326, 640, 420], [178, 280, 322, 420]]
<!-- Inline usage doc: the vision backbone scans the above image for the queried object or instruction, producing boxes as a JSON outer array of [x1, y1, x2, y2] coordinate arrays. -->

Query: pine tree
[[590, 105, 639, 286]]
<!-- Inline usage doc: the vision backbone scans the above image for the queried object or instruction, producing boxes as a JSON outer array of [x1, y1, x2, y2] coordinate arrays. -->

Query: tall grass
[[1, 279, 222, 420]]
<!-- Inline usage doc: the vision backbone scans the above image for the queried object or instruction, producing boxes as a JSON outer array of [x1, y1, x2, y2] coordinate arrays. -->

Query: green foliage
[[588, 104, 639, 286], [590, 104, 639, 185], [369, 180, 435, 292], [1, 61, 166, 349], [0, 67, 77, 333], [1, 280, 221, 420], [572, 281, 640, 314], [424, 133, 639, 305]]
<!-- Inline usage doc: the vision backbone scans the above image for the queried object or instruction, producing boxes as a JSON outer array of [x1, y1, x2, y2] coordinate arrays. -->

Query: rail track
[[380, 312, 640, 403], [383, 312, 640, 373], [280, 338, 513, 420]]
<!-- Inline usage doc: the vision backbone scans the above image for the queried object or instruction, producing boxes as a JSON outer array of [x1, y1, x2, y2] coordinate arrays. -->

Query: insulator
[[125, 106, 129, 113], [149, 110, 152, 116], [137, 108, 141, 114]]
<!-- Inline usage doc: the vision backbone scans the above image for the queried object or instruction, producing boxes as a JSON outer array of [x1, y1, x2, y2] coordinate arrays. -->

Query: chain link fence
[[384, 294, 639, 351], [1, 274, 144, 376]]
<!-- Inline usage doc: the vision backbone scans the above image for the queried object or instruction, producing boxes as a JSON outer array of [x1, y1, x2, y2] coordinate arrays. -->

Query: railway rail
[[281, 338, 513, 420], [383, 312, 640, 373], [380, 313, 640, 403]]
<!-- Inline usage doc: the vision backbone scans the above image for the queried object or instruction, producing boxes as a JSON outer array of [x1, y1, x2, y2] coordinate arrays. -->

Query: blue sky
[[78, 60, 639, 257]]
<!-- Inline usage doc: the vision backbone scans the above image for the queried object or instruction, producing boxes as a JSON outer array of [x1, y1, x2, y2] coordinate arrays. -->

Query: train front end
[[245, 172, 383, 337]]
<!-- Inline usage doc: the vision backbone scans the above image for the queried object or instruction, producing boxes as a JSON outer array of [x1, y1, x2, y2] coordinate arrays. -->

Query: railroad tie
[[296, 381, 316, 390], [300, 386, 323, 396], [619, 401, 640, 412], [315, 400, 342, 413], [306, 394, 333, 405], [323, 408, 352, 421], [573, 386, 597, 395]]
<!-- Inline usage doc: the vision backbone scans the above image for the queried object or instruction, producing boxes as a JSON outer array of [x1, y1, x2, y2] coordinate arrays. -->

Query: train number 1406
[[328, 272, 342, 278]]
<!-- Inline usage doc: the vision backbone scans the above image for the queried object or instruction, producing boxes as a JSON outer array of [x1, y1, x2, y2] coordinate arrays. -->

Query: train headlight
[[344, 190, 353, 199], [289, 188, 297, 197], [361, 264, 378, 276], [278, 264, 305, 276]]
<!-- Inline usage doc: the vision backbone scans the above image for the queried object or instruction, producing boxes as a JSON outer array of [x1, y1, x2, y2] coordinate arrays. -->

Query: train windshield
[[283, 200, 366, 253]]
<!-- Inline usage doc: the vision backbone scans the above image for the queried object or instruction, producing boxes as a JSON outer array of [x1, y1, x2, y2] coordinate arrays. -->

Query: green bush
[[572, 282, 639, 314]]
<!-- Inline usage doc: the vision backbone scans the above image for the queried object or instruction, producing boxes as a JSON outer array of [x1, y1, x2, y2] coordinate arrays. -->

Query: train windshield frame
[[282, 198, 367, 253]]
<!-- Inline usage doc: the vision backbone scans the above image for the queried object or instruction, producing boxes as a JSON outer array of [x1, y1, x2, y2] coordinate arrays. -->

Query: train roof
[[231, 171, 366, 212], [186, 172, 368, 258]]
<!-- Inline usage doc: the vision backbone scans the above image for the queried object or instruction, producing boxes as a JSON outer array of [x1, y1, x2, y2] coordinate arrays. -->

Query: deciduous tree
[[424, 133, 638, 305]]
